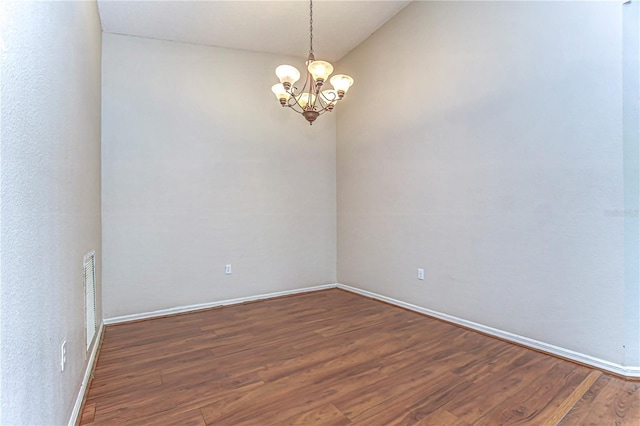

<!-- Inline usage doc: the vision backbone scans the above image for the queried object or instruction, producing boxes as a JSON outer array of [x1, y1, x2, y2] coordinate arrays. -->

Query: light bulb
[[275, 65, 300, 89], [271, 84, 291, 104], [330, 74, 354, 98], [307, 61, 334, 83], [296, 93, 317, 108]]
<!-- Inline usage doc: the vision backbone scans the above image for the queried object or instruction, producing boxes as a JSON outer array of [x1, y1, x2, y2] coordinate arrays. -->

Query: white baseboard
[[336, 283, 640, 379], [68, 321, 105, 426], [93, 282, 639, 387], [103, 283, 338, 325]]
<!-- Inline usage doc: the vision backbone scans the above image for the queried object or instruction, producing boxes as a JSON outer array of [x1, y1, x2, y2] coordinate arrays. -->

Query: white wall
[[623, 0, 640, 368], [337, 1, 632, 365], [102, 34, 336, 319], [0, 1, 103, 424]]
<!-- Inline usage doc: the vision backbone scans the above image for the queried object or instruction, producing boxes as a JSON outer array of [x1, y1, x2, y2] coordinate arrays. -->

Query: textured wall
[[0, 1, 103, 424], [102, 34, 337, 319], [337, 1, 629, 364], [622, 0, 640, 368]]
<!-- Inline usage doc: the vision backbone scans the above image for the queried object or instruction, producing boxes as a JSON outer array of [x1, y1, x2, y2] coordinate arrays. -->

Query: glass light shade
[[321, 89, 339, 104], [271, 84, 291, 101], [307, 61, 334, 82], [275, 65, 300, 86], [296, 93, 317, 108], [330, 74, 354, 93]]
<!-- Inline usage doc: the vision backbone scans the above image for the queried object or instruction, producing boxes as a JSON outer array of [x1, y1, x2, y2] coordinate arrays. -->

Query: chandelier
[[271, 0, 354, 125]]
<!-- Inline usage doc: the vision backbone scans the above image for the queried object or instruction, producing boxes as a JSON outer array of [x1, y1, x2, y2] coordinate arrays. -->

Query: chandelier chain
[[309, 0, 314, 54]]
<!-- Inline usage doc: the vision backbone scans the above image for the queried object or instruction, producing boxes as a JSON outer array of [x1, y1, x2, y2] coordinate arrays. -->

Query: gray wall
[[623, 0, 640, 369], [0, 1, 103, 423], [337, 1, 632, 365], [101, 34, 337, 319]]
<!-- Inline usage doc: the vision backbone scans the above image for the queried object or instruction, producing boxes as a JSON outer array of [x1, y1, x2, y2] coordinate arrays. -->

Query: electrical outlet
[[225, 264, 232, 275], [60, 341, 67, 372], [417, 268, 424, 280]]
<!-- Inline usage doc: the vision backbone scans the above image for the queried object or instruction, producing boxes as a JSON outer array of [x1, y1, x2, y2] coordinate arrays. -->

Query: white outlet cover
[[418, 268, 424, 280], [225, 264, 232, 274]]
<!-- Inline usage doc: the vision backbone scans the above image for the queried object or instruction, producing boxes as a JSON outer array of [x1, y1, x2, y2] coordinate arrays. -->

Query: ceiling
[[97, 0, 412, 62]]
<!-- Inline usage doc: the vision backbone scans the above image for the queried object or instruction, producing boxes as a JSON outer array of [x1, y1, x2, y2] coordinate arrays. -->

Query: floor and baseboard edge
[[103, 283, 339, 325], [68, 321, 105, 426], [98, 282, 639, 382], [336, 283, 640, 379]]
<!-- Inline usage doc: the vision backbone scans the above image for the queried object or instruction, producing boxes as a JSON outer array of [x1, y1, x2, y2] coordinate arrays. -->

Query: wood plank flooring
[[79, 289, 640, 425]]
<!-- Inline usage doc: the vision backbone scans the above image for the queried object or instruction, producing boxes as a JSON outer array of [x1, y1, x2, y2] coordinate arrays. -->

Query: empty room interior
[[1, 0, 640, 424]]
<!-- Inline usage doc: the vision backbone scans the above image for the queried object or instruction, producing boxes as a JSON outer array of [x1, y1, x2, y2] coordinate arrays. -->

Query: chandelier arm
[[314, 96, 327, 109], [288, 85, 300, 96], [286, 86, 312, 112], [286, 83, 308, 111], [318, 90, 338, 104], [307, 69, 320, 107], [288, 69, 317, 111], [286, 96, 305, 112], [286, 104, 304, 114], [290, 68, 313, 96]]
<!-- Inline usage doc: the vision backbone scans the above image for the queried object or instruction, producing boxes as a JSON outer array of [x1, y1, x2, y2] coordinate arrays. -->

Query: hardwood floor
[[79, 289, 640, 425]]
